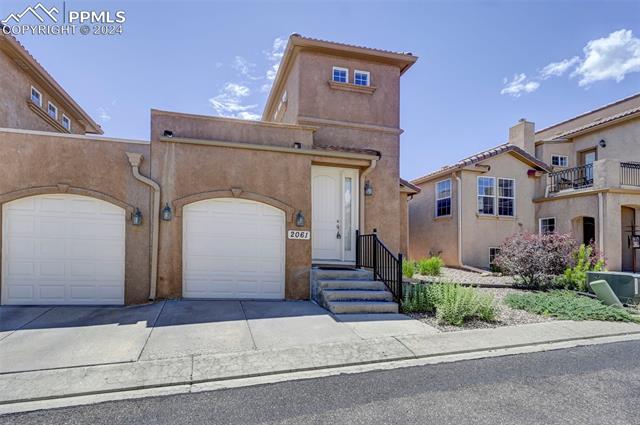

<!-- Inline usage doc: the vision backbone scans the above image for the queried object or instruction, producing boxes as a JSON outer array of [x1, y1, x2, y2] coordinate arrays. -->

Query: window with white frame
[[497, 178, 515, 216], [489, 247, 501, 271], [47, 102, 58, 119], [31, 86, 42, 107], [332, 66, 348, 83], [551, 155, 568, 167], [540, 217, 556, 234], [477, 177, 495, 215], [435, 179, 451, 217], [62, 114, 71, 131], [354, 70, 370, 86]]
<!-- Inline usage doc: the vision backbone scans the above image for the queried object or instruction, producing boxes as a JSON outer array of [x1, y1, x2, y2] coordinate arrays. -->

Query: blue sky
[[3, 0, 640, 179]]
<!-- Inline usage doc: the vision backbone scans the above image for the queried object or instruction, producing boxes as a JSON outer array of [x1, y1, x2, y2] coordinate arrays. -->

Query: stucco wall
[[0, 129, 152, 304], [297, 51, 400, 129], [399, 192, 409, 256], [408, 174, 458, 264], [572, 118, 640, 163], [459, 154, 540, 269], [150, 111, 315, 300], [0, 49, 85, 135]]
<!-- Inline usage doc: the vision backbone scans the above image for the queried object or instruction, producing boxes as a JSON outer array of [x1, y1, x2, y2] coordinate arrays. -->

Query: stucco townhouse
[[0, 31, 420, 312], [409, 93, 640, 273]]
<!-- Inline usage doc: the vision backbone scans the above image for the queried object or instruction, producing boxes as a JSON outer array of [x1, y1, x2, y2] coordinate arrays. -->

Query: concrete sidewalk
[[2, 319, 640, 406]]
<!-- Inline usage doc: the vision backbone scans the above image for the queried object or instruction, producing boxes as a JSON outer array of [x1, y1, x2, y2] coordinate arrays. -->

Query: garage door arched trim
[[173, 189, 295, 223], [182, 197, 286, 300], [1, 194, 126, 305]]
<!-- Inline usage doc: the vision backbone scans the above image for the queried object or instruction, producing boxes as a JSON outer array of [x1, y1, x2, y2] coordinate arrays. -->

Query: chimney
[[508, 119, 535, 155]]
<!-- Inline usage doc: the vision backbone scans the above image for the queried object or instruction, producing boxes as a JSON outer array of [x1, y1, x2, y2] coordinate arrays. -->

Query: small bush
[[494, 232, 576, 289], [504, 291, 640, 322], [402, 283, 497, 326], [555, 244, 606, 291], [402, 259, 416, 279], [417, 256, 444, 276]]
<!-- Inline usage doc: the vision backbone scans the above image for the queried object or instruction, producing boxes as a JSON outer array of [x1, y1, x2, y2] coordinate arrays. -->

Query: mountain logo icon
[[2, 3, 59, 24]]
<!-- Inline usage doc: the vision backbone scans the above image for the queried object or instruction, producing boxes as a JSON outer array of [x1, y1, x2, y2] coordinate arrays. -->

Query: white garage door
[[183, 198, 285, 299], [1, 195, 126, 305]]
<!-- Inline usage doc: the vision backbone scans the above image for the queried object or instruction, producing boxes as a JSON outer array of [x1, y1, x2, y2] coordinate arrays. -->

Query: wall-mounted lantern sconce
[[364, 180, 373, 196], [161, 202, 172, 221], [163, 130, 174, 138], [295, 210, 305, 227], [132, 208, 143, 226], [599, 139, 606, 148]]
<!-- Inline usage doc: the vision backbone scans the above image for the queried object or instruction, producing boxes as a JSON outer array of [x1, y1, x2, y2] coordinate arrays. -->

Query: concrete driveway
[[0, 301, 437, 374]]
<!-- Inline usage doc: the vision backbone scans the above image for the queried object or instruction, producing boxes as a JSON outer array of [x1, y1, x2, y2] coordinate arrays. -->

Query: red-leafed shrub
[[494, 232, 576, 289]]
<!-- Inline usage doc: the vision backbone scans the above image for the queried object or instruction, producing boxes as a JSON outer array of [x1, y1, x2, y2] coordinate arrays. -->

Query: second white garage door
[[182, 198, 285, 299]]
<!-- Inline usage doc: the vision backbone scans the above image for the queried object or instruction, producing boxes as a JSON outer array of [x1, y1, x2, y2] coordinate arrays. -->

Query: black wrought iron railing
[[355, 230, 403, 302], [548, 164, 594, 194], [621, 162, 640, 187]]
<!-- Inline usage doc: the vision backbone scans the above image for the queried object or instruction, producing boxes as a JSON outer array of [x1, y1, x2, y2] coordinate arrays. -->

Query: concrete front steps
[[310, 267, 399, 314]]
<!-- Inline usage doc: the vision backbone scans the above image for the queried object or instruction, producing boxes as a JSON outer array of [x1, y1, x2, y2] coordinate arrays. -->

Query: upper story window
[[435, 179, 451, 217], [540, 217, 556, 234], [47, 102, 58, 120], [477, 176, 495, 215], [332, 66, 348, 83], [62, 114, 71, 131], [551, 155, 568, 167], [31, 86, 42, 107], [497, 178, 515, 216], [354, 70, 370, 86]]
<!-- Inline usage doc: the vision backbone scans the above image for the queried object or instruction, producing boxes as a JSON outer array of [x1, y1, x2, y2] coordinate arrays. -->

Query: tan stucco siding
[[297, 52, 400, 129], [459, 154, 540, 269], [0, 130, 152, 304], [572, 118, 640, 163], [0, 50, 85, 135], [408, 174, 458, 264], [399, 192, 409, 256]]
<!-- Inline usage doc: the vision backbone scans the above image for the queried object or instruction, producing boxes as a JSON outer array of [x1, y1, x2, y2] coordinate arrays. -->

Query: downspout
[[454, 172, 464, 267], [359, 158, 377, 232], [598, 192, 604, 253], [126, 152, 160, 301]]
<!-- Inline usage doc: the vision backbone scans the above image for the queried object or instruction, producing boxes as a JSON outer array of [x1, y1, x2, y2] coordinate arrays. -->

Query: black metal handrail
[[621, 162, 640, 187], [355, 229, 403, 302], [548, 164, 593, 193]]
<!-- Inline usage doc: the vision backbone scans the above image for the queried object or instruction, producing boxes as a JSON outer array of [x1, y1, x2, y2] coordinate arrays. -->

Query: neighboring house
[[409, 93, 640, 272], [0, 33, 417, 306], [0, 31, 102, 135]]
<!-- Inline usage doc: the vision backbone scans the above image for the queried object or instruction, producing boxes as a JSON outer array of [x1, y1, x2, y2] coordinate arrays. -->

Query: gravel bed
[[409, 287, 554, 332], [414, 267, 517, 287]]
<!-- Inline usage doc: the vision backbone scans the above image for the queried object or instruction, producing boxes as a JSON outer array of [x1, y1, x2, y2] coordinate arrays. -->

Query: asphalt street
[[2, 340, 640, 424]]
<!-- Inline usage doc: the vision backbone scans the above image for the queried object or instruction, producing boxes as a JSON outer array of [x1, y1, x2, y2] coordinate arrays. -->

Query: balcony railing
[[621, 162, 640, 187], [548, 164, 593, 194]]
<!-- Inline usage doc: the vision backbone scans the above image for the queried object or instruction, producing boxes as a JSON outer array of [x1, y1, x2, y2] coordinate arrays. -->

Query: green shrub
[[417, 256, 444, 276], [504, 291, 640, 322], [555, 244, 606, 291], [402, 283, 497, 326], [402, 259, 416, 279]]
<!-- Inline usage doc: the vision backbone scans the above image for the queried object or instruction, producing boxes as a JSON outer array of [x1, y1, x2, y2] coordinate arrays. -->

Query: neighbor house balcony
[[545, 159, 640, 197]]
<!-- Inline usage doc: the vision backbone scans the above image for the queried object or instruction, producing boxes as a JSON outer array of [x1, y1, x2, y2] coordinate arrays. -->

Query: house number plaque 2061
[[288, 230, 310, 240]]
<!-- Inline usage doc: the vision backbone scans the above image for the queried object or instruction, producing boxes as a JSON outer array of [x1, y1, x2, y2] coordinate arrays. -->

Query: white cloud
[[208, 82, 258, 119], [97, 107, 111, 122], [540, 56, 580, 79], [500, 73, 541, 97], [265, 36, 287, 62], [232, 56, 260, 80], [572, 29, 640, 86]]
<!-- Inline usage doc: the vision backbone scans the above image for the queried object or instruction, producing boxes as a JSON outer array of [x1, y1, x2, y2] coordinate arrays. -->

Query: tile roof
[[313, 144, 381, 157], [411, 143, 550, 184], [400, 178, 421, 194], [549, 105, 640, 140], [290, 34, 416, 58]]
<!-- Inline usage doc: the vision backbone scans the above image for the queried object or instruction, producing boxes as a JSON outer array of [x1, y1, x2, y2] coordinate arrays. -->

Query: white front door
[[312, 166, 359, 262]]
